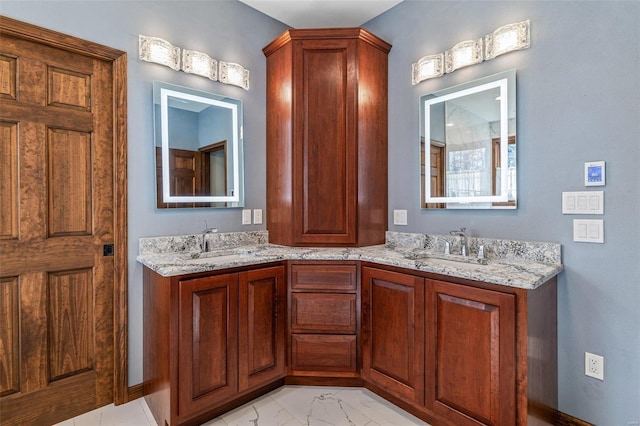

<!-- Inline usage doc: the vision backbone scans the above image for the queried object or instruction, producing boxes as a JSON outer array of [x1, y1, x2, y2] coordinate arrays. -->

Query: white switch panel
[[393, 209, 408, 226], [253, 209, 263, 225], [562, 191, 604, 215], [573, 219, 604, 243], [242, 209, 252, 225]]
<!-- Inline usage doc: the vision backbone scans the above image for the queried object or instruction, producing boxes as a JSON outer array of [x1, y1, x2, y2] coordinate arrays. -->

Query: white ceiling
[[238, 0, 404, 28]]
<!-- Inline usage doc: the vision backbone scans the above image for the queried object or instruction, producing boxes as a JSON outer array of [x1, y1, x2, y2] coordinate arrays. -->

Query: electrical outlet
[[393, 209, 408, 226], [253, 209, 263, 225], [585, 352, 604, 380], [242, 209, 252, 225]]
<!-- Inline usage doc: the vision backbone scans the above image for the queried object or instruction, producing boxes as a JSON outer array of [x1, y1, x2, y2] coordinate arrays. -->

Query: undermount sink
[[180, 249, 253, 264], [405, 251, 490, 266]]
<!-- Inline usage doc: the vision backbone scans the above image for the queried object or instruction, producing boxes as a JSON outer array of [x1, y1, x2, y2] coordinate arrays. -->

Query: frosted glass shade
[[139, 35, 180, 70], [485, 20, 531, 60], [219, 61, 250, 90], [444, 39, 483, 73], [182, 49, 218, 81], [412, 53, 444, 85]]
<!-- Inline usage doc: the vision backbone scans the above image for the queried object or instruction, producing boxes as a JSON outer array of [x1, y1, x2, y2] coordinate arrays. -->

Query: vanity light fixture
[[485, 20, 531, 60], [444, 38, 484, 73], [139, 35, 250, 90], [412, 53, 444, 85], [182, 49, 218, 81], [411, 20, 530, 84], [139, 35, 181, 70], [219, 61, 250, 90]]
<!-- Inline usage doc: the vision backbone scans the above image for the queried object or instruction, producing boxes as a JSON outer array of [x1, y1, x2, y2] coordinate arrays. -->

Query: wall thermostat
[[585, 161, 605, 186]]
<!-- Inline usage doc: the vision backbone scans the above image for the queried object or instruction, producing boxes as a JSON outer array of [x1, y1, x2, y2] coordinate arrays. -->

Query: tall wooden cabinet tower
[[263, 28, 391, 247]]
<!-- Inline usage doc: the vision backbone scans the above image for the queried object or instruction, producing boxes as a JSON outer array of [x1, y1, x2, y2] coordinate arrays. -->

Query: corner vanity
[[139, 231, 562, 426]]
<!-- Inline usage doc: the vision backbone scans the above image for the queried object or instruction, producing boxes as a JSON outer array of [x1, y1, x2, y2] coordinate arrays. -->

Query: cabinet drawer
[[291, 293, 357, 333], [291, 334, 357, 373], [290, 264, 357, 291]]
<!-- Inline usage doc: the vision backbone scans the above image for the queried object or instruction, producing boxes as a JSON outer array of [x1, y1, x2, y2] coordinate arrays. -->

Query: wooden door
[[361, 267, 425, 403], [425, 279, 516, 426], [238, 266, 286, 391], [292, 38, 358, 245], [0, 19, 127, 425], [178, 274, 239, 416]]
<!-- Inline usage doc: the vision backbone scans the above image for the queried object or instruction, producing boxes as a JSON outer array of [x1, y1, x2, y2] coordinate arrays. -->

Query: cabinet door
[[178, 274, 238, 416], [238, 266, 286, 391], [361, 267, 425, 403], [292, 38, 358, 245], [426, 279, 516, 426]]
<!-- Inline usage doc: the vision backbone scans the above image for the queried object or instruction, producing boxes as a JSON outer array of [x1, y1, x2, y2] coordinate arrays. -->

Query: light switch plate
[[242, 209, 252, 225], [562, 191, 604, 215], [573, 219, 604, 243], [393, 209, 408, 226], [253, 209, 263, 225]]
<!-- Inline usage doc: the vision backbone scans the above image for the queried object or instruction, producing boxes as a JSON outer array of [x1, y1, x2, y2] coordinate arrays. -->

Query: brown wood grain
[[178, 274, 239, 416], [0, 121, 18, 239], [264, 28, 390, 247], [0, 277, 19, 396], [291, 293, 356, 333], [238, 266, 286, 391], [361, 267, 425, 404], [0, 16, 128, 422], [290, 262, 357, 291], [426, 279, 516, 425]]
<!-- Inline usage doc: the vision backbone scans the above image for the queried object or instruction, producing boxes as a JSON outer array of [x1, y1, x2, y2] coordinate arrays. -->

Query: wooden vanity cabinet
[[143, 264, 286, 426], [425, 278, 517, 426], [361, 264, 558, 426], [361, 267, 425, 403], [263, 28, 391, 247], [288, 262, 360, 378]]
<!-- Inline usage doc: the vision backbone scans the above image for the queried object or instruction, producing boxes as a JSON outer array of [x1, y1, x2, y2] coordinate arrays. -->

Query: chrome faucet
[[201, 223, 218, 253], [449, 227, 468, 256]]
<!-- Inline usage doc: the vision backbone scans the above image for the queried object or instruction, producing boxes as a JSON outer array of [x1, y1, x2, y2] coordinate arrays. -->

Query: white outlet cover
[[393, 209, 407, 226], [253, 209, 263, 225], [242, 209, 252, 225], [585, 352, 604, 380]]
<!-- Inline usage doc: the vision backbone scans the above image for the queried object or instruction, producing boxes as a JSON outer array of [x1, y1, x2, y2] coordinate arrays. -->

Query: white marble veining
[[137, 231, 562, 290], [56, 386, 430, 426], [203, 386, 429, 426]]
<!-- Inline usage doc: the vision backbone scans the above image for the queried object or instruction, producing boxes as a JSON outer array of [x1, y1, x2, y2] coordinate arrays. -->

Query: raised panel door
[[425, 279, 516, 426], [238, 266, 286, 391], [0, 28, 121, 425], [292, 38, 357, 245], [178, 274, 238, 417], [361, 267, 425, 403]]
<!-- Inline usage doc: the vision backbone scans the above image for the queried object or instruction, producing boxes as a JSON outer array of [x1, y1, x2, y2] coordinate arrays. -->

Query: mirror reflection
[[420, 70, 517, 209], [153, 81, 244, 208]]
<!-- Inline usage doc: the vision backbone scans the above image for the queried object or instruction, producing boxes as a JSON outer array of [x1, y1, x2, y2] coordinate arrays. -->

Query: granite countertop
[[137, 231, 563, 290]]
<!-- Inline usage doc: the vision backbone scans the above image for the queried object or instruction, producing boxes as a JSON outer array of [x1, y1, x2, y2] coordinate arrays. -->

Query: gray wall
[[365, 1, 640, 424], [1, 0, 288, 389], [3, 1, 639, 424]]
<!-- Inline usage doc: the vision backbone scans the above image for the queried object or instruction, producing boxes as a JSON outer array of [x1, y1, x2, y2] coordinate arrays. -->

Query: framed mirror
[[153, 81, 244, 208], [420, 70, 516, 209]]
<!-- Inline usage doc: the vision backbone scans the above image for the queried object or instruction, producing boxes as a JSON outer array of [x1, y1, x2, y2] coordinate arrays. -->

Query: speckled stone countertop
[[137, 231, 563, 290]]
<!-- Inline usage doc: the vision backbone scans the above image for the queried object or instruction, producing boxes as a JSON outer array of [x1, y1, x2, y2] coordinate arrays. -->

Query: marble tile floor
[[54, 386, 431, 426]]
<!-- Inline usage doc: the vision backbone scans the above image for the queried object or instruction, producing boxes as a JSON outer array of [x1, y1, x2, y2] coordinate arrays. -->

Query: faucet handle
[[477, 245, 485, 259]]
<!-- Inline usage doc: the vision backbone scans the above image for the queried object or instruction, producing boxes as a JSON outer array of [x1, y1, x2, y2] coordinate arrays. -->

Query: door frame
[[0, 16, 130, 404]]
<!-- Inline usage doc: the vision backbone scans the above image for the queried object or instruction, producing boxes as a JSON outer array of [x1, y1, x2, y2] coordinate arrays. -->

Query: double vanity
[[138, 231, 562, 426], [142, 26, 559, 426]]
